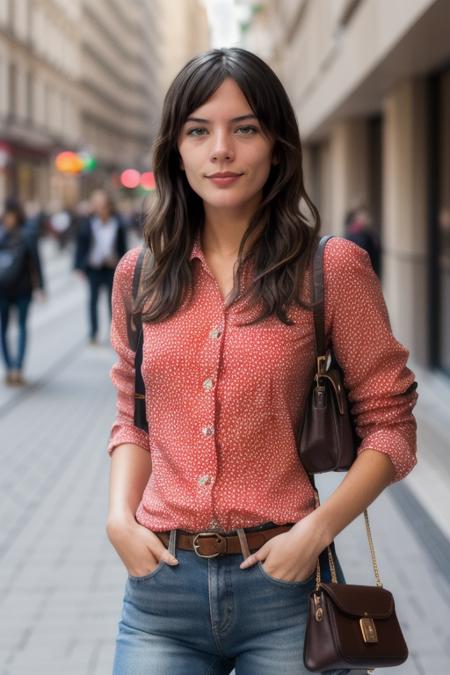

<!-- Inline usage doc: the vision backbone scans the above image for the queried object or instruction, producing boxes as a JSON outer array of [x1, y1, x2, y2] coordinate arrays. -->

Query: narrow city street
[[0, 240, 448, 674]]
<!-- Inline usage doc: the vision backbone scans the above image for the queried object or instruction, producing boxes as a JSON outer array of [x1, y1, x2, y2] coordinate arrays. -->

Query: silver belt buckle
[[192, 531, 224, 558]]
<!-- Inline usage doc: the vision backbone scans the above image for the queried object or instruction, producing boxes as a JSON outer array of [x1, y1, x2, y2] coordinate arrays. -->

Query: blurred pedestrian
[[344, 205, 381, 276], [49, 208, 74, 249], [0, 197, 45, 386], [106, 48, 418, 673], [74, 190, 127, 344]]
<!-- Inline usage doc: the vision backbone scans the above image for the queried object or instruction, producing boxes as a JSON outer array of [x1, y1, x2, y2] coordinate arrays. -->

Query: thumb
[[147, 530, 179, 564], [240, 546, 268, 569], [155, 542, 179, 565]]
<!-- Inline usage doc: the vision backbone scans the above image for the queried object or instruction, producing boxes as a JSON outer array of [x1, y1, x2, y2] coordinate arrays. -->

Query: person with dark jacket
[[0, 198, 45, 385], [344, 206, 381, 277], [74, 190, 127, 344]]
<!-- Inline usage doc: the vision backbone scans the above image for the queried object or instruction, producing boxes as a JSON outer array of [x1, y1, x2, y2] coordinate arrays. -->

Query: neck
[[202, 196, 261, 258]]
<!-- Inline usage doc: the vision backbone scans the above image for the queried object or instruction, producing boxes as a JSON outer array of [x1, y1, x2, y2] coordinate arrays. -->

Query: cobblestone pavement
[[0, 239, 448, 674]]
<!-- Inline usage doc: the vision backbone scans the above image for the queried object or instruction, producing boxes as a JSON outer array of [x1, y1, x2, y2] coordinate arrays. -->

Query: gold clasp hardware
[[192, 532, 224, 559], [316, 355, 328, 375], [313, 593, 323, 622], [360, 615, 378, 643]]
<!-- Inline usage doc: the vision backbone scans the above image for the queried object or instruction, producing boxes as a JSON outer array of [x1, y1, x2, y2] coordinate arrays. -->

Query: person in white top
[[74, 190, 127, 344]]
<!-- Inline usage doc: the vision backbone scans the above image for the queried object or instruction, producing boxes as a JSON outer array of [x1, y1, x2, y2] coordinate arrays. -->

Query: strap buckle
[[192, 532, 225, 558]]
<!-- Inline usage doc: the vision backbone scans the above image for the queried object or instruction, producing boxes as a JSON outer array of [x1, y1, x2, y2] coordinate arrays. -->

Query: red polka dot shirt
[[107, 234, 418, 533]]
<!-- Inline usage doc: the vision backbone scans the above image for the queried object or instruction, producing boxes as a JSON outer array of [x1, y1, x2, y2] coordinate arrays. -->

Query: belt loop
[[168, 529, 177, 556], [236, 528, 251, 560]]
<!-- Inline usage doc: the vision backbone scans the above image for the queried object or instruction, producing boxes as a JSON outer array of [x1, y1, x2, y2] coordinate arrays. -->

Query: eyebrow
[[184, 114, 258, 124]]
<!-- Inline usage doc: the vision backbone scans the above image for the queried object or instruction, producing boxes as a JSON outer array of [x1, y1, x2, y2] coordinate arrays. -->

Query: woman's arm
[[25, 230, 45, 291], [240, 449, 394, 578], [106, 443, 152, 528], [106, 251, 178, 574], [106, 443, 179, 573], [308, 448, 395, 548]]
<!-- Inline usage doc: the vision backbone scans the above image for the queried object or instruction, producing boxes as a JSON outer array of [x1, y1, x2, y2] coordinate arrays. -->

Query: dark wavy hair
[[136, 47, 321, 326]]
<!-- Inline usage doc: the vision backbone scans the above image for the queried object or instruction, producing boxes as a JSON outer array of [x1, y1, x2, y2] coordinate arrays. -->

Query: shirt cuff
[[107, 423, 150, 455], [357, 428, 417, 483]]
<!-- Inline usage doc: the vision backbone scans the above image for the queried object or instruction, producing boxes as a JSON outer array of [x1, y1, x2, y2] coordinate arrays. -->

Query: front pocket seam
[[128, 560, 166, 582], [256, 561, 315, 587]]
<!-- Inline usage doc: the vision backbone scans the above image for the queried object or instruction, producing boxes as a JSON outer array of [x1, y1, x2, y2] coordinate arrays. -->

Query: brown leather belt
[[154, 524, 293, 559]]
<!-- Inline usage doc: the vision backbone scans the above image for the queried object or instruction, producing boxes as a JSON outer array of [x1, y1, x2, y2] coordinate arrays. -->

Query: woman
[[0, 198, 45, 385], [106, 48, 418, 674]]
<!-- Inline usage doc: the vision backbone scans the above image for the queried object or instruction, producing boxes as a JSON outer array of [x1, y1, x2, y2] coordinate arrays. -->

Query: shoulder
[[322, 236, 371, 278], [114, 246, 142, 289]]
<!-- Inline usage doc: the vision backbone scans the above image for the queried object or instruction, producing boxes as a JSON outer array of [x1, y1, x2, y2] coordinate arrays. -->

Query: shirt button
[[203, 377, 214, 391], [209, 327, 221, 339], [202, 425, 214, 437], [198, 475, 211, 486]]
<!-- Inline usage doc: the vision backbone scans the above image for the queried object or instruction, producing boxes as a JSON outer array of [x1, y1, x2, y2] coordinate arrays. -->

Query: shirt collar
[[189, 230, 206, 264]]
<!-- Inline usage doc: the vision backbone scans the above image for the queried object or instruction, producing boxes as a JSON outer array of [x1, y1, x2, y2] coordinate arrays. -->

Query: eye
[[186, 127, 208, 137], [235, 126, 258, 135]]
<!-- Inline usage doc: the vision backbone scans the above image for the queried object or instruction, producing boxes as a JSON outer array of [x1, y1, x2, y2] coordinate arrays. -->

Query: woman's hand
[[239, 513, 327, 583], [106, 515, 178, 577]]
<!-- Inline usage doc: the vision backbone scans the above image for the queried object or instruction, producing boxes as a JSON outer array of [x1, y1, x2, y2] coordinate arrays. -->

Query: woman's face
[[177, 78, 275, 215]]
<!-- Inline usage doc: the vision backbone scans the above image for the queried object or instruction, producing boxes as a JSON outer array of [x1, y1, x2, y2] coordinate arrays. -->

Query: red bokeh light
[[140, 171, 156, 190], [120, 169, 140, 188]]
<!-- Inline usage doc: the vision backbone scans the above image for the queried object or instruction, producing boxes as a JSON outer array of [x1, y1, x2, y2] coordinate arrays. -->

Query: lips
[[206, 171, 244, 187], [206, 172, 244, 178]]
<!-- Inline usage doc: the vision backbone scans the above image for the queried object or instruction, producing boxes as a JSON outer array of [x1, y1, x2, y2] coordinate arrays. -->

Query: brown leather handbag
[[300, 235, 409, 671], [298, 234, 359, 473], [303, 505, 409, 672]]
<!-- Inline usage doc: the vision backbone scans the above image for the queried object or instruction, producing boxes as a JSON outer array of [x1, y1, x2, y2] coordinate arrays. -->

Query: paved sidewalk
[[0, 242, 449, 673]]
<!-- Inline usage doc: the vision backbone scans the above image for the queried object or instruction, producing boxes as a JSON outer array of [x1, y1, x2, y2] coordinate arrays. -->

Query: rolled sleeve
[[107, 248, 149, 455], [323, 237, 418, 482]]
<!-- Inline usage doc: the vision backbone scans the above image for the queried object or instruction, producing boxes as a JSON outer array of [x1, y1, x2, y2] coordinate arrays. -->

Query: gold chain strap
[[314, 489, 383, 590], [364, 507, 382, 587]]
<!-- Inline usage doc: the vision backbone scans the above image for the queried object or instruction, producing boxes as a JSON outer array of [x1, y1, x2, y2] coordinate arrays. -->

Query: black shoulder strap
[[131, 245, 149, 432], [312, 234, 334, 360]]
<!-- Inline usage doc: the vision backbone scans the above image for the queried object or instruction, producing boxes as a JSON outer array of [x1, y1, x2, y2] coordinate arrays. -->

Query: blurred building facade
[[0, 0, 210, 211], [158, 0, 210, 93], [242, 0, 450, 384], [0, 0, 82, 208], [80, 0, 161, 196]]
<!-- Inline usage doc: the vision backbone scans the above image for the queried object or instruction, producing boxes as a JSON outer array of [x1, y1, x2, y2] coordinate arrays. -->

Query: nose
[[209, 130, 234, 162]]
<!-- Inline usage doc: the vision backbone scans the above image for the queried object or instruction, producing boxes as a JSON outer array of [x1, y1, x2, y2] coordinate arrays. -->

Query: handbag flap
[[320, 582, 394, 619], [317, 368, 346, 415]]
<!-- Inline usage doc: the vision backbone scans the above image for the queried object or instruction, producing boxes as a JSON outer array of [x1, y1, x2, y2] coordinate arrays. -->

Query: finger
[[240, 551, 264, 569], [146, 533, 179, 565]]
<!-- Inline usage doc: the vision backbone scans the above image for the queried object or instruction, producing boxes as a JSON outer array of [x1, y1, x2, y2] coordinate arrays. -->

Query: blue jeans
[[112, 524, 350, 674], [0, 292, 32, 371]]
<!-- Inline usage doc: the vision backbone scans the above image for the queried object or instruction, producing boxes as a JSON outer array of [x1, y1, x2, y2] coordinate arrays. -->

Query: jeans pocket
[[127, 559, 166, 582], [256, 561, 316, 588]]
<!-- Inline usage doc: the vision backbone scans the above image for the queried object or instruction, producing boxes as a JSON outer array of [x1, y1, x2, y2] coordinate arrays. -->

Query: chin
[[204, 190, 262, 211]]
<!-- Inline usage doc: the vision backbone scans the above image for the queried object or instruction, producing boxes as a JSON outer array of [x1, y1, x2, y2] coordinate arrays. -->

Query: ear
[[179, 157, 185, 171], [271, 155, 279, 166]]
